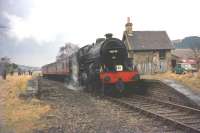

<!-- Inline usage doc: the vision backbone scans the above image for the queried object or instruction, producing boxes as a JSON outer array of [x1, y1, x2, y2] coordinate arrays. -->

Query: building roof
[[172, 49, 195, 59], [123, 31, 173, 51]]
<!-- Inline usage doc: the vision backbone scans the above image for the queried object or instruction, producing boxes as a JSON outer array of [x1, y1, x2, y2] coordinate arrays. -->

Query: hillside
[[173, 36, 200, 49]]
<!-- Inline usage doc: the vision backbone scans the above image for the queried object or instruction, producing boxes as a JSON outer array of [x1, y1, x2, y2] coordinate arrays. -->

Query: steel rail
[[107, 96, 200, 133]]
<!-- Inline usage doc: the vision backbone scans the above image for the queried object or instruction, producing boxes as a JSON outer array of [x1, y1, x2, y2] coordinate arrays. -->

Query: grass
[[143, 71, 200, 91], [1, 75, 51, 133]]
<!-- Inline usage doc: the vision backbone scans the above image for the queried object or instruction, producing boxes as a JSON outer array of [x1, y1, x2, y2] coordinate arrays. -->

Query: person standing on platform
[[2, 68, 7, 80]]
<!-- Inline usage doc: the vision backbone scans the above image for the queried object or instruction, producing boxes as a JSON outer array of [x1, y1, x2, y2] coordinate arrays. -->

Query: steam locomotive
[[42, 33, 140, 95]]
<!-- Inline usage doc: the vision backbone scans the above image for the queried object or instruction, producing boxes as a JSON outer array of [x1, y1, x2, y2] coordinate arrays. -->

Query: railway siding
[[162, 79, 200, 107], [108, 95, 200, 133], [140, 79, 200, 109]]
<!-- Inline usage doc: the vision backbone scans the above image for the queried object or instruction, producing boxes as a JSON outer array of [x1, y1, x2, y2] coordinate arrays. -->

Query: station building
[[122, 18, 173, 74]]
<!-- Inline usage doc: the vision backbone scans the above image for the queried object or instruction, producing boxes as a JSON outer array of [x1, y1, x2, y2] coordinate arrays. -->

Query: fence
[[137, 60, 168, 75]]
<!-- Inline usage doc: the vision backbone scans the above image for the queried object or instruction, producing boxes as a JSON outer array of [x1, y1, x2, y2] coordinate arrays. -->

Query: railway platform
[[162, 79, 200, 107]]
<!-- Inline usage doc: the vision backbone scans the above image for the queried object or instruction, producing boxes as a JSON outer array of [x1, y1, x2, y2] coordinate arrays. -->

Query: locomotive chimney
[[105, 33, 113, 39], [125, 17, 133, 35]]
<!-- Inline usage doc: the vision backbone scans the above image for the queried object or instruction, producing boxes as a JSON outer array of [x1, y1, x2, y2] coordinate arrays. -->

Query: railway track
[[140, 80, 199, 109], [108, 94, 200, 133]]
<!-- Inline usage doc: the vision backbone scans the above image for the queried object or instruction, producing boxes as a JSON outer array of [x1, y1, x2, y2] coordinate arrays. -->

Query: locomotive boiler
[[78, 33, 140, 95]]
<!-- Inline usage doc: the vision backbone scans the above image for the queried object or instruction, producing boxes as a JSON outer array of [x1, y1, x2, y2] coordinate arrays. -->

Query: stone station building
[[122, 18, 173, 74]]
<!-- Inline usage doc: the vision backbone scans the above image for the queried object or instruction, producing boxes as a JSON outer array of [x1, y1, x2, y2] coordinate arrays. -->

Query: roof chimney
[[105, 33, 113, 39], [127, 17, 130, 23], [125, 17, 133, 35]]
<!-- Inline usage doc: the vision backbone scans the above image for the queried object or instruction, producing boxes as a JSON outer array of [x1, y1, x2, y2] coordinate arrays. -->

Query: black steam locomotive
[[42, 33, 140, 95]]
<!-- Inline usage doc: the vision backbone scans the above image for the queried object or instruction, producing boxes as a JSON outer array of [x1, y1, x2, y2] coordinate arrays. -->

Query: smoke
[[56, 42, 79, 61], [64, 54, 83, 91], [63, 43, 82, 91]]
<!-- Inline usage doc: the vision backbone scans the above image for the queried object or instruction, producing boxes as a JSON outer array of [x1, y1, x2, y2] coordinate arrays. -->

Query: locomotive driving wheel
[[98, 81, 114, 97], [93, 80, 106, 97]]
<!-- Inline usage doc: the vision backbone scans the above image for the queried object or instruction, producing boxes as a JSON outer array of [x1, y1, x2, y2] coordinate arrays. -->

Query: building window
[[62, 63, 65, 69], [159, 50, 166, 59]]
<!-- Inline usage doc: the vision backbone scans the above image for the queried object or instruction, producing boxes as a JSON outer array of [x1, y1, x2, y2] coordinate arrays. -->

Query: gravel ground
[[32, 79, 184, 133]]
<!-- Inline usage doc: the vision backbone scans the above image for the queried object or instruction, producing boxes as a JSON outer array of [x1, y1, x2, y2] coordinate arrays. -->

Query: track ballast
[[108, 94, 200, 133]]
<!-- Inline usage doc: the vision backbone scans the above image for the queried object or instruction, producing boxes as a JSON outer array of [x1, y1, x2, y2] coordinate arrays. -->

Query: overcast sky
[[0, 0, 200, 66]]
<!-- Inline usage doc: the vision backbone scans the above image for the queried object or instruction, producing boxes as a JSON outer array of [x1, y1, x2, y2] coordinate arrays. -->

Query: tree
[[12, 63, 18, 69], [0, 57, 18, 76]]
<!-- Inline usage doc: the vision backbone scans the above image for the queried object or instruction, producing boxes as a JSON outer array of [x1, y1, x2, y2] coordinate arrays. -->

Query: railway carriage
[[42, 57, 70, 81]]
